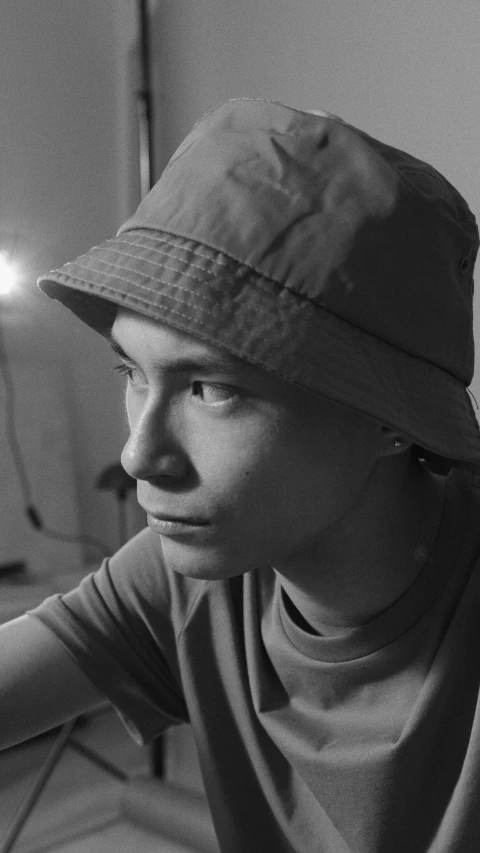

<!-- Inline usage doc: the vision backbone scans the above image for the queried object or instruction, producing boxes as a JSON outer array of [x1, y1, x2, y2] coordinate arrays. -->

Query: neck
[[275, 454, 447, 637]]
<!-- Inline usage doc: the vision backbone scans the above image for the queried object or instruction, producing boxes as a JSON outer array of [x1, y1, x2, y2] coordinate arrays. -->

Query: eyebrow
[[104, 329, 245, 375]]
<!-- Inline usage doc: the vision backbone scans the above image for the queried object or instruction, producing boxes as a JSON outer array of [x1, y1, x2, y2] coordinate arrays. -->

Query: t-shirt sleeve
[[26, 527, 192, 745]]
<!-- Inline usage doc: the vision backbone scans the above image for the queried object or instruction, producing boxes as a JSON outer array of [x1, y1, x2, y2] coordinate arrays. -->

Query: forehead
[[109, 306, 268, 377], [108, 308, 373, 430], [109, 306, 324, 409]]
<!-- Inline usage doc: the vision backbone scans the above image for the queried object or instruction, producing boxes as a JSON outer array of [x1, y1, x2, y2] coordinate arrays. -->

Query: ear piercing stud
[[394, 439, 402, 448]]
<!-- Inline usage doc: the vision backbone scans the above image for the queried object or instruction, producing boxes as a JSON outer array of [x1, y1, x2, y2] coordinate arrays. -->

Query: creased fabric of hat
[[37, 98, 480, 471]]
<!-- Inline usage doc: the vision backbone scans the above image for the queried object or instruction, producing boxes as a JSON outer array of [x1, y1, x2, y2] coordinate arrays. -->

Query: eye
[[192, 381, 238, 407], [113, 362, 142, 383]]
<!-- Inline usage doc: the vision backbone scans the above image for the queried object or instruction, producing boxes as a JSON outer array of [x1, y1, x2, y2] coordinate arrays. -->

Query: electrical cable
[[1, 7, 157, 851], [0, 315, 112, 560]]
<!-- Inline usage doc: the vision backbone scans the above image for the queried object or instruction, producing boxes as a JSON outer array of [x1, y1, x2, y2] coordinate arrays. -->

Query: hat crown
[[121, 98, 479, 384]]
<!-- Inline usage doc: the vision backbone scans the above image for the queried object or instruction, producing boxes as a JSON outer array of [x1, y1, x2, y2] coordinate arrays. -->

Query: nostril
[[317, 134, 329, 151]]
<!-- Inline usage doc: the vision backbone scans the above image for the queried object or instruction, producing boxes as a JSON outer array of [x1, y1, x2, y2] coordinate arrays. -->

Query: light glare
[[0, 252, 18, 296]]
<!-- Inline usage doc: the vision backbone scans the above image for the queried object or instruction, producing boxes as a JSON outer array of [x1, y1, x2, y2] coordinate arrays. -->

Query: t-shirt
[[28, 468, 480, 853]]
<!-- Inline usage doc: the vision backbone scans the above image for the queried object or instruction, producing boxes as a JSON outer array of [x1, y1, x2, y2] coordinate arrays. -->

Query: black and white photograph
[[1, 2, 480, 851]]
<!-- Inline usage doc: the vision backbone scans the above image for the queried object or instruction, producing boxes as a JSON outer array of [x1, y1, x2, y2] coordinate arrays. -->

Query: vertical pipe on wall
[[136, 1, 164, 777], [137, 0, 154, 196]]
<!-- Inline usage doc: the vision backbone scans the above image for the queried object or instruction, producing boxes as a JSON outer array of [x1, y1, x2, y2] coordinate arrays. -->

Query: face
[[111, 307, 382, 580]]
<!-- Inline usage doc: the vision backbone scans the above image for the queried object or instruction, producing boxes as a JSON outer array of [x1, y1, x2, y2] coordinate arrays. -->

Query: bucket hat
[[37, 98, 480, 472]]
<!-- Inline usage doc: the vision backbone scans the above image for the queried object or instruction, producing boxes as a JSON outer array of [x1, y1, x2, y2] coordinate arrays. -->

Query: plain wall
[[1, 0, 144, 569]]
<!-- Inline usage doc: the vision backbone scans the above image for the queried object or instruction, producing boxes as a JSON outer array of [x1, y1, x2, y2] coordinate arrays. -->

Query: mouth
[[143, 507, 209, 536], [144, 510, 210, 525], [146, 514, 211, 537]]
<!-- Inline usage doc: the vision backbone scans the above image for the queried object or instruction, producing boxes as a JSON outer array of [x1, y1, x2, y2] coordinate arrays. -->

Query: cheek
[[254, 419, 375, 512], [192, 421, 284, 506], [197, 434, 265, 486]]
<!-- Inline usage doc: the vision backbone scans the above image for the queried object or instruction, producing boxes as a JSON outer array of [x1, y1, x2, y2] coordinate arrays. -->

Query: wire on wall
[[0, 315, 113, 560]]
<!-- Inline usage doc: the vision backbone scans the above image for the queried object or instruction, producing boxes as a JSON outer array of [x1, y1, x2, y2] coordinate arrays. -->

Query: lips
[[142, 508, 209, 525], [146, 514, 213, 539]]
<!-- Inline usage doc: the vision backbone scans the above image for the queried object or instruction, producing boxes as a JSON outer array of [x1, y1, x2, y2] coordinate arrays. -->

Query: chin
[[159, 537, 257, 581]]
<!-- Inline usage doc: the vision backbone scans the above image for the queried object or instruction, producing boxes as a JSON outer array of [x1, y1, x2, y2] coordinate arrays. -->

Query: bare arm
[[0, 614, 106, 751]]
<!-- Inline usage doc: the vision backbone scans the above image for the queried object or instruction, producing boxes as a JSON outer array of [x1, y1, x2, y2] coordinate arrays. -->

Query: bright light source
[[0, 251, 18, 296]]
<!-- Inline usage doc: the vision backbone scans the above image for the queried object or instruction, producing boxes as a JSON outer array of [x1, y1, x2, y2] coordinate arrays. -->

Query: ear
[[378, 426, 456, 475], [377, 425, 413, 459]]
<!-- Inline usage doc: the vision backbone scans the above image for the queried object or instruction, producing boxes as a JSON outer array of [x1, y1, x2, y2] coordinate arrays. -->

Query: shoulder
[[105, 528, 276, 636], [104, 526, 207, 628]]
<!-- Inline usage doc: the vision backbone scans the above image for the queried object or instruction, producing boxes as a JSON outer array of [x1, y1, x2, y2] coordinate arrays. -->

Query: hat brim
[[38, 228, 480, 473]]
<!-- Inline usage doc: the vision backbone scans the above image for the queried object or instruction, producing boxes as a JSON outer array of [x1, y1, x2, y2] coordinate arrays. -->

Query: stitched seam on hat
[[95, 239, 478, 384], [117, 232, 285, 289], [69, 264, 220, 306], [55, 274, 477, 443], [105, 246, 236, 283], [70, 248, 282, 304], [115, 235, 236, 272], [60, 270, 465, 393], [59, 263, 474, 389], [120, 228, 385, 310], [104, 278, 444, 421], [60, 274, 224, 329], [117, 230, 290, 293]]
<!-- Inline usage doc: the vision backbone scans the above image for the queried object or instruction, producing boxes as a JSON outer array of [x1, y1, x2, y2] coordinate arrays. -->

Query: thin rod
[[137, 0, 153, 196], [68, 737, 129, 782], [0, 718, 77, 853]]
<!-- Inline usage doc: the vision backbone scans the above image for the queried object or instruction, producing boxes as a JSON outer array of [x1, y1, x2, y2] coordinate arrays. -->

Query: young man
[[2, 99, 480, 852]]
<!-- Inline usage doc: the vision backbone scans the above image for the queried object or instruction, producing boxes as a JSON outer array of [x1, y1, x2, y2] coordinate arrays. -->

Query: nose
[[121, 399, 189, 482]]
